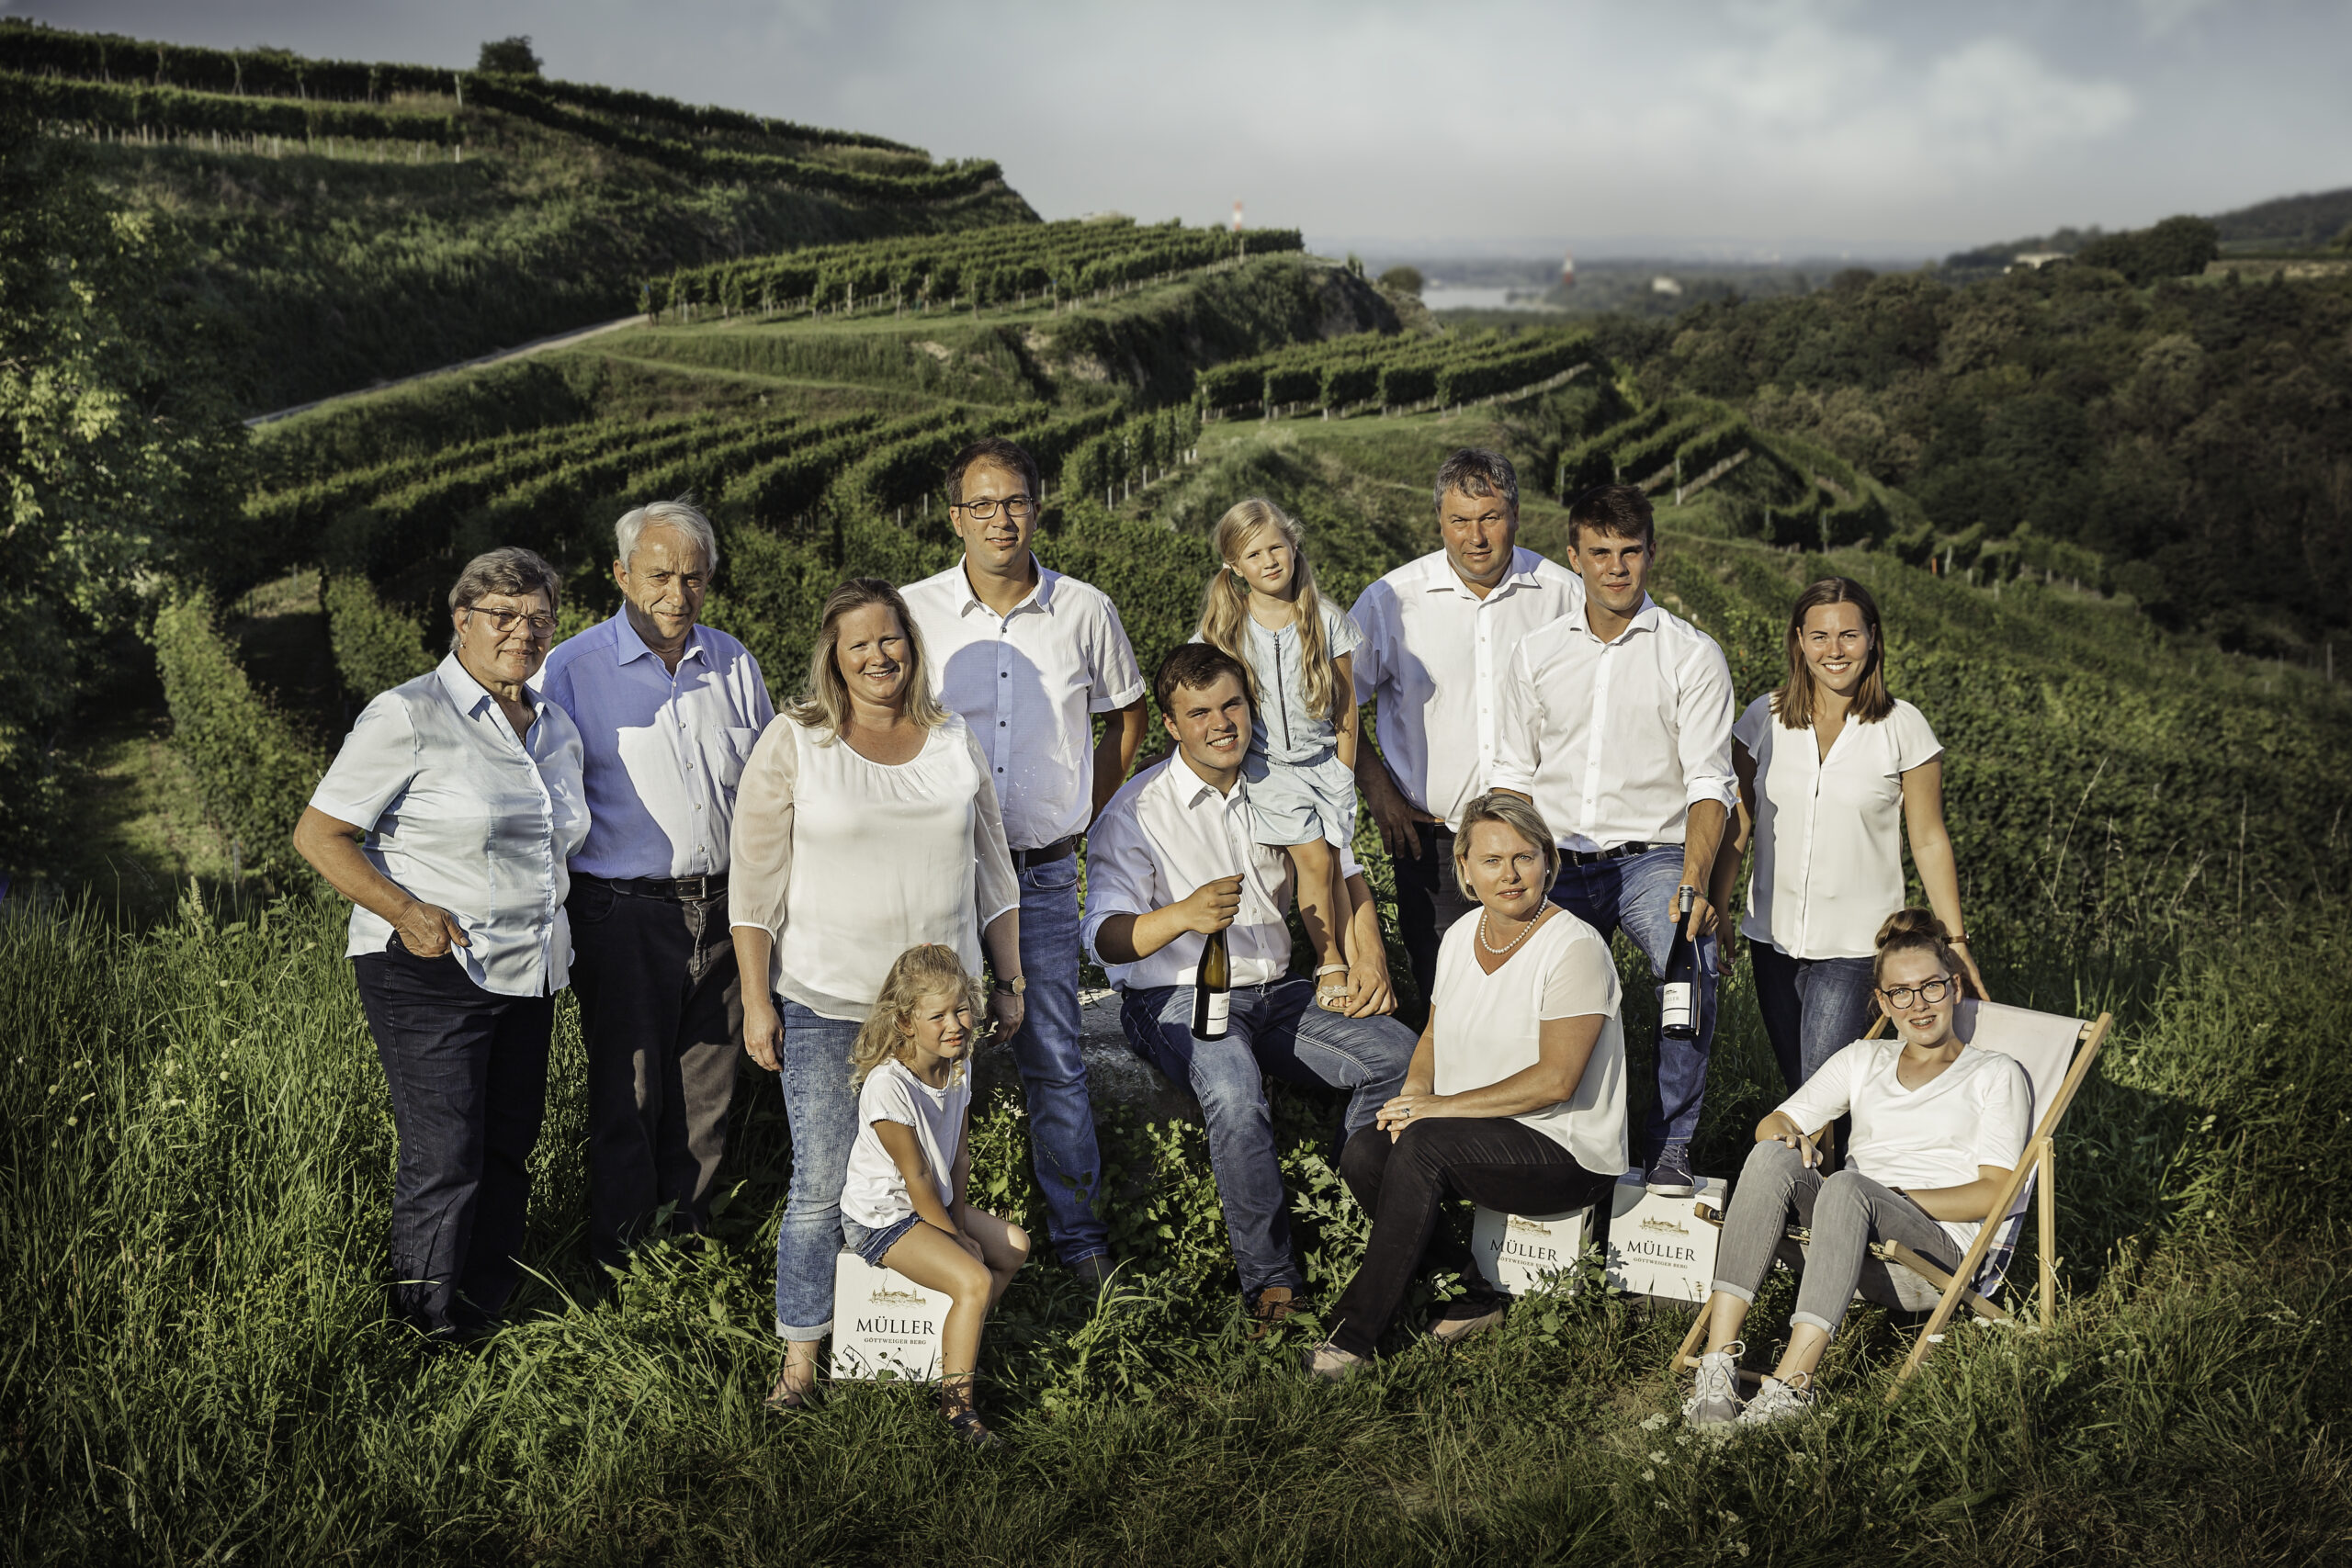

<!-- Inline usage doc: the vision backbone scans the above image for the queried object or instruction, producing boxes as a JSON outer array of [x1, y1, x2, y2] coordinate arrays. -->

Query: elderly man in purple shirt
[[538, 500, 775, 1270]]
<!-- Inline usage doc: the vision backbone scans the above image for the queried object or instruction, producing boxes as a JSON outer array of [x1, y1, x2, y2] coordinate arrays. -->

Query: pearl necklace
[[1478, 906, 1544, 957]]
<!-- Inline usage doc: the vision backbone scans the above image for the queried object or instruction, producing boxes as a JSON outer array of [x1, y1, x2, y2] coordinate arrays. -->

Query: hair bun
[[1874, 908, 1948, 949]]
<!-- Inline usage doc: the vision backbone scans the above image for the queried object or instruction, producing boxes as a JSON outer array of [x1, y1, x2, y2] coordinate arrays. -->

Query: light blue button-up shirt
[[536, 613, 775, 881], [311, 655, 590, 998]]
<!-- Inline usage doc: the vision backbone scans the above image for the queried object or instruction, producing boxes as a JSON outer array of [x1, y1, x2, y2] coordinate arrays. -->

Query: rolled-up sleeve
[[1080, 800, 1157, 967], [1088, 599, 1148, 712], [1488, 643, 1542, 793], [965, 730, 1020, 926], [1677, 638, 1737, 811], [728, 716, 799, 939], [310, 693, 420, 830]]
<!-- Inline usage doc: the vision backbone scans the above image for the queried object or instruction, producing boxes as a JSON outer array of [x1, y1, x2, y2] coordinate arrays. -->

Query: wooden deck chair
[[1671, 998, 2110, 1398]]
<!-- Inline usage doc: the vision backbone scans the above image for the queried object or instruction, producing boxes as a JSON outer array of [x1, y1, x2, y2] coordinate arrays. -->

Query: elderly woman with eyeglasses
[[1679, 909, 2030, 1428], [294, 547, 589, 1347]]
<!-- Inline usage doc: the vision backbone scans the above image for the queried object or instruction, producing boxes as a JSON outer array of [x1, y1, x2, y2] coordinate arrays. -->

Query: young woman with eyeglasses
[[1677, 909, 2030, 1427]]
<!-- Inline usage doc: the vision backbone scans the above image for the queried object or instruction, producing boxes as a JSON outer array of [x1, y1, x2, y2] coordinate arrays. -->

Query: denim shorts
[[841, 1213, 922, 1269]]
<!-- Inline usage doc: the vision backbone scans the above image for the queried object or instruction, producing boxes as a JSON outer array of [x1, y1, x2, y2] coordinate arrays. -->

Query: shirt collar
[[956, 556, 1055, 618], [437, 652, 550, 721], [1566, 592, 1662, 639], [1417, 547, 1544, 601], [612, 611, 706, 668], [1161, 750, 1247, 811]]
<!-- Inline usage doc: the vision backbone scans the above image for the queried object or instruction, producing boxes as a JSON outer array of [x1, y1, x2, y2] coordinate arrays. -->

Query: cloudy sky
[[10, 0, 2348, 259]]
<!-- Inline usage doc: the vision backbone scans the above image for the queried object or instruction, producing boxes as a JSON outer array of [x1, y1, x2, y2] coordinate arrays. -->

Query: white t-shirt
[[1735, 694, 1944, 960], [1429, 909, 1629, 1176], [1776, 1040, 2031, 1250], [841, 1058, 972, 1230]]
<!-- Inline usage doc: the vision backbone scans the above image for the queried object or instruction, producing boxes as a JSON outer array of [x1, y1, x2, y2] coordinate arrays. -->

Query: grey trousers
[[1710, 1138, 1964, 1337], [567, 876, 744, 1269]]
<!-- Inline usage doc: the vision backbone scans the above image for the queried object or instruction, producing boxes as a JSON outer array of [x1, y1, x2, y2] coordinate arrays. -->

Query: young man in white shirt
[[1083, 644, 1414, 1327], [1491, 484, 1736, 1198], [901, 437, 1149, 1292], [1351, 448, 1583, 1021], [537, 502, 775, 1270]]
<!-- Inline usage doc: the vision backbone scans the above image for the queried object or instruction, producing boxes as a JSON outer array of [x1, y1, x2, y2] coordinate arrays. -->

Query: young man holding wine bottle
[[1083, 643, 1416, 1327], [1490, 484, 1736, 1198]]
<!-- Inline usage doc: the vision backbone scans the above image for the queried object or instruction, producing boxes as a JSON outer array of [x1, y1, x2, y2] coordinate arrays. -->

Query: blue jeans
[[1548, 844, 1717, 1156], [1119, 977, 1414, 1297], [1750, 942, 1878, 1092], [772, 999, 862, 1340], [1009, 857, 1106, 1266]]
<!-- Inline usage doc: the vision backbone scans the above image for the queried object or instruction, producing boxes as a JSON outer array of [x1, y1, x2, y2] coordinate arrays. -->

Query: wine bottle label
[[1660, 982, 1694, 1030], [1204, 991, 1231, 1031]]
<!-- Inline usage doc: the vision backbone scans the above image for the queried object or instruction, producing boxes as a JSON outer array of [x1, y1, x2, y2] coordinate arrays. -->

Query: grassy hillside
[[2, 18, 1036, 412]]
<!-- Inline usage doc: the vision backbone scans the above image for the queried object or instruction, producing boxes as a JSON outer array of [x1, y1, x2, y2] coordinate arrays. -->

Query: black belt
[[1011, 836, 1078, 871], [1558, 841, 1651, 868], [577, 871, 729, 901]]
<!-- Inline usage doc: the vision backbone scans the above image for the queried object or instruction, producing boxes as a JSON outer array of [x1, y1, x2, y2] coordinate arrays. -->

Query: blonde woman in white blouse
[[1710, 577, 1988, 1092], [728, 578, 1023, 1411], [1304, 792, 1627, 1378]]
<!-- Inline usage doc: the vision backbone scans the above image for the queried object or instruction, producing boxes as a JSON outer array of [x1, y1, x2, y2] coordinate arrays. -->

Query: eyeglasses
[[953, 495, 1035, 522], [1878, 976, 1959, 1010], [465, 606, 558, 640]]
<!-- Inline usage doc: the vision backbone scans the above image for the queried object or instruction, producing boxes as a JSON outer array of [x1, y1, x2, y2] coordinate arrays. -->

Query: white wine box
[[1604, 1174, 1728, 1302], [829, 1250, 949, 1382], [1470, 1204, 1595, 1295]]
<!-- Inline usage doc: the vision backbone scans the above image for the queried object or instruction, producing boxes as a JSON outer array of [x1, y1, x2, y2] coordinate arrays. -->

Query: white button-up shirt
[[536, 614, 775, 881], [1351, 547, 1584, 828], [1082, 756, 1362, 993], [311, 656, 590, 997], [1736, 694, 1944, 960], [1490, 595, 1736, 852], [901, 558, 1146, 851]]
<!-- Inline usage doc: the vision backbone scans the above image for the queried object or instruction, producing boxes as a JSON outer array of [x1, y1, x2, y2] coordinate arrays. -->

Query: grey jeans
[[1710, 1138, 1964, 1337]]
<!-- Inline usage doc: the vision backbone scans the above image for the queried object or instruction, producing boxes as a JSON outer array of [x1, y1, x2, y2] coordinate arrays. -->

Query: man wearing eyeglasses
[[537, 501, 776, 1275], [901, 437, 1149, 1294], [1348, 448, 1583, 1023]]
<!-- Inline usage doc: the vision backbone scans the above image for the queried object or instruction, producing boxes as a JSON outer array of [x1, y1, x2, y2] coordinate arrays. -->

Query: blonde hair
[[786, 577, 948, 742], [1452, 791, 1561, 901], [848, 944, 987, 1088], [1196, 499, 1342, 722]]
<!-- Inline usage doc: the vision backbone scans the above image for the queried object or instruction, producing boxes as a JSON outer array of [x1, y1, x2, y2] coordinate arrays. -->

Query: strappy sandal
[[763, 1363, 819, 1414], [1314, 964, 1351, 1012], [946, 1408, 1007, 1449]]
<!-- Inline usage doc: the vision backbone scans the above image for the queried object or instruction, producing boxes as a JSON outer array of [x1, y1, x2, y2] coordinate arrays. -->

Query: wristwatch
[[995, 974, 1027, 997]]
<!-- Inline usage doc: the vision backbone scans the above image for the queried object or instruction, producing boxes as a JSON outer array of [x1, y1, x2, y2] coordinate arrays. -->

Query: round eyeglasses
[[1878, 976, 1959, 1010]]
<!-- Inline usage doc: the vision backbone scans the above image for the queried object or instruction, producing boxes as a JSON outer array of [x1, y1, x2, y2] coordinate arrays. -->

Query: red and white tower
[[1231, 199, 1244, 234], [1560, 249, 1577, 290]]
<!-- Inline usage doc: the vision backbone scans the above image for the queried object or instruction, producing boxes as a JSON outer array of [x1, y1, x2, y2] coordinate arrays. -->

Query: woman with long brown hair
[[729, 578, 1023, 1412], [1709, 576, 1987, 1092]]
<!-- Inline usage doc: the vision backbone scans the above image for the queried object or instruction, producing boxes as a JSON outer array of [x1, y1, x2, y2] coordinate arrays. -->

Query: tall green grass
[[6, 885, 2347, 1563]]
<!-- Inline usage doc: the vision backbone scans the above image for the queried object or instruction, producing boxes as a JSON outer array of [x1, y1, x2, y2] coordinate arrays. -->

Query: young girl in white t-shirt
[[835, 943, 1030, 1447], [1679, 909, 2030, 1429]]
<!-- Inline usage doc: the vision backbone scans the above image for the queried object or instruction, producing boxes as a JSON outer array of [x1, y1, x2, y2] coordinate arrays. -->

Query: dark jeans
[[1328, 1119, 1612, 1358], [1392, 821, 1477, 1029], [352, 942, 555, 1337], [1750, 941, 1878, 1093], [567, 876, 743, 1269]]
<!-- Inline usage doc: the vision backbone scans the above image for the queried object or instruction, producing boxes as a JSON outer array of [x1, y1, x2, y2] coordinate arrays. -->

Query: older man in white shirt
[[1492, 483, 1736, 1200], [537, 501, 775, 1270], [1084, 644, 1413, 1328], [902, 435, 1148, 1292], [1351, 448, 1582, 1022]]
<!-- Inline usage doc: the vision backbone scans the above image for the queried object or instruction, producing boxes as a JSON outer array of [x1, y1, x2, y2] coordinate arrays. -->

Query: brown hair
[[1452, 791, 1561, 901], [786, 578, 948, 741], [1773, 577, 1894, 730], [1152, 641, 1250, 718], [1871, 908, 1962, 988], [1434, 447, 1519, 517], [446, 547, 561, 653], [1197, 498, 1343, 722], [1565, 483, 1655, 552], [847, 944, 986, 1088], [944, 436, 1039, 507]]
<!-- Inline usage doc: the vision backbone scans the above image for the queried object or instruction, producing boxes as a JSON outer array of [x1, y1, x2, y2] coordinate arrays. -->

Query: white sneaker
[[1680, 1342, 1745, 1427], [1737, 1373, 1816, 1427]]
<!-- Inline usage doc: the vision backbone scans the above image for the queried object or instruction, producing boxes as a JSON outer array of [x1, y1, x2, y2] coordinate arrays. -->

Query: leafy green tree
[[476, 36, 543, 75], [0, 103, 248, 863], [2075, 216, 2220, 285], [1377, 265, 1424, 298]]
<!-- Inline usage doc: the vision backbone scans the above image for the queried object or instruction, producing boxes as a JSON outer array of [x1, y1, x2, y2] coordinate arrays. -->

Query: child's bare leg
[[881, 1224, 997, 1416], [1287, 837, 1347, 969], [958, 1208, 1031, 1313]]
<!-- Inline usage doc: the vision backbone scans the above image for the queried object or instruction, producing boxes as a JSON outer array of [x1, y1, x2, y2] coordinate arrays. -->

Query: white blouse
[[1430, 909, 1628, 1177], [729, 711, 1019, 1021], [1735, 694, 1943, 961]]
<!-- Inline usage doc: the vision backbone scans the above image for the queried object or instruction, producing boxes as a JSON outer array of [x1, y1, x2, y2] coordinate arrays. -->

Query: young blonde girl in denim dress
[[1195, 499, 1364, 1012]]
